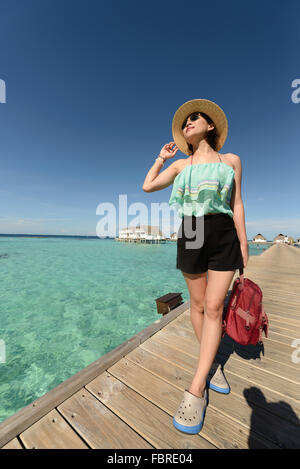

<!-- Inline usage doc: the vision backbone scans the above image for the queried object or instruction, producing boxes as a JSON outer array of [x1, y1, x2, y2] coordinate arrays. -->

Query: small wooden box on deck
[[155, 292, 183, 316]]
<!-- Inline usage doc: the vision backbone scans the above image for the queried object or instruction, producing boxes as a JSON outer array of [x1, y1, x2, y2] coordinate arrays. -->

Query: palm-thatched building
[[252, 233, 267, 243], [273, 234, 286, 244]]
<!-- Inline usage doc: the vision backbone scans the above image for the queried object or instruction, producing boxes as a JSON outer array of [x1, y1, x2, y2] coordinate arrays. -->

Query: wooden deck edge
[[259, 243, 299, 258], [256, 242, 278, 258], [0, 300, 190, 448]]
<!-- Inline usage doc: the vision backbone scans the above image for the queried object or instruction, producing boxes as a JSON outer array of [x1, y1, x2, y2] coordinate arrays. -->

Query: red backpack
[[222, 268, 269, 346]]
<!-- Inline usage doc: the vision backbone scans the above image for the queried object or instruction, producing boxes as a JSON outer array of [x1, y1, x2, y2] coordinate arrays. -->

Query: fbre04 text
[[152, 453, 193, 463]]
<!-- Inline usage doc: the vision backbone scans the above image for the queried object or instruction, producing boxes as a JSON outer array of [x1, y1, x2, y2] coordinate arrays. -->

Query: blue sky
[[0, 0, 299, 240]]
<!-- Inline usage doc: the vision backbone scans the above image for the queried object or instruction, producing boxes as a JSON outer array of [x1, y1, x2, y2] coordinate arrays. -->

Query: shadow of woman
[[209, 290, 300, 448], [217, 333, 265, 362], [243, 387, 300, 449]]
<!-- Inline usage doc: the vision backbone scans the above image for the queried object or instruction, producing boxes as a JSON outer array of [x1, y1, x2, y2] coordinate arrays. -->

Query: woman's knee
[[190, 300, 205, 315], [204, 300, 223, 320]]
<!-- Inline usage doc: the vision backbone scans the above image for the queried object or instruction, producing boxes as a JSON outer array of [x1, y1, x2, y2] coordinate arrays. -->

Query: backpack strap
[[239, 267, 244, 286], [261, 304, 269, 338], [258, 326, 263, 343]]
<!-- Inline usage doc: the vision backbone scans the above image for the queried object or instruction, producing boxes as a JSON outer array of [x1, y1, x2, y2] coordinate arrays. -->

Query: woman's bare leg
[[181, 271, 208, 344], [188, 269, 236, 397]]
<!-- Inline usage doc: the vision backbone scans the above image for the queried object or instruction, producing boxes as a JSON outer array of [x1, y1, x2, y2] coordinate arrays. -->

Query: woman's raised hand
[[159, 142, 179, 160]]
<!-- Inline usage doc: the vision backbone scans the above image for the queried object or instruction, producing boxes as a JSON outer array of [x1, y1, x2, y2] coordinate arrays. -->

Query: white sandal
[[207, 361, 230, 394], [173, 388, 208, 434]]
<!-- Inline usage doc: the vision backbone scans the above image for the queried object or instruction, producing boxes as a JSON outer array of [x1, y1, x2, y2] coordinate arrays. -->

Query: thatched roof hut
[[253, 233, 267, 242], [273, 234, 285, 243]]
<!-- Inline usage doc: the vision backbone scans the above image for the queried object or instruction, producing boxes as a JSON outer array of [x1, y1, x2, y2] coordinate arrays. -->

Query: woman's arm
[[142, 142, 180, 192], [230, 154, 248, 247], [142, 158, 180, 192]]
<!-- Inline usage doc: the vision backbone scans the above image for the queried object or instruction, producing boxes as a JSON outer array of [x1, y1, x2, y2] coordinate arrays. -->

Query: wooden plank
[[218, 338, 298, 373], [266, 331, 298, 346], [247, 265, 300, 273], [250, 336, 297, 360], [243, 272, 300, 283], [246, 264, 299, 273], [0, 300, 189, 448], [85, 372, 216, 449], [263, 299, 300, 314], [179, 304, 300, 346], [156, 323, 300, 385], [249, 270, 300, 280], [19, 409, 88, 449], [265, 309, 300, 321], [183, 302, 300, 321], [243, 275, 300, 288], [262, 296, 300, 308], [145, 328, 300, 403], [178, 313, 297, 367], [258, 287, 300, 298], [137, 337, 300, 422], [261, 313, 300, 326], [57, 388, 153, 448], [244, 266, 300, 277], [108, 355, 278, 449], [1, 438, 23, 449], [264, 318, 300, 334], [260, 288, 300, 300], [132, 342, 300, 448], [269, 324, 300, 339], [120, 348, 280, 449]]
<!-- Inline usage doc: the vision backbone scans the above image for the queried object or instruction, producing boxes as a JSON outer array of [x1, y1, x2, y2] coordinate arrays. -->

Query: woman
[[142, 99, 248, 434]]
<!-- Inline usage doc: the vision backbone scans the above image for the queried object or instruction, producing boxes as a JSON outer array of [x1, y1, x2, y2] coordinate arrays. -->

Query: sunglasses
[[181, 112, 202, 130]]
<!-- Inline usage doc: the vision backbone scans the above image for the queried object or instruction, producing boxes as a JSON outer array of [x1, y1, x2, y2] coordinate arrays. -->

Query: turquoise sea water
[[0, 236, 270, 423]]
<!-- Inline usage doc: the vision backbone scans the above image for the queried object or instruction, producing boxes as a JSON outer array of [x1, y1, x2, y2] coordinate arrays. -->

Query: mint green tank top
[[168, 153, 235, 218]]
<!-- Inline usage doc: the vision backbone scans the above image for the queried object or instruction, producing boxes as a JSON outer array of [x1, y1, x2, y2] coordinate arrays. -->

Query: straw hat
[[172, 99, 228, 155]]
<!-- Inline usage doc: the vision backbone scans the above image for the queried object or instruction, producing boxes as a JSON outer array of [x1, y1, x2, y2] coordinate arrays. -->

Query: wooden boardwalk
[[1, 243, 300, 449]]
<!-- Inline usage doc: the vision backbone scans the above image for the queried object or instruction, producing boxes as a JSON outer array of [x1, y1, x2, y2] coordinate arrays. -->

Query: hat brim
[[172, 99, 228, 155]]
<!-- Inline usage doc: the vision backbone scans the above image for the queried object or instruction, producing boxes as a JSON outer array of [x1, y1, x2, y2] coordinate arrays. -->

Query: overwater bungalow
[[252, 233, 267, 243], [273, 234, 295, 245], [116, 225, 166, 244], [273, 234, 286, 244]]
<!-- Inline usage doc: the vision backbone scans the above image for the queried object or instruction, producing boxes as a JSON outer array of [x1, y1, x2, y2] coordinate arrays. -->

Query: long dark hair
[[182, 112, 218, 154]]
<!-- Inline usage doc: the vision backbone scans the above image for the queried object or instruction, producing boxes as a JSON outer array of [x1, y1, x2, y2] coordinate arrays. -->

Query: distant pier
[[115, 237, 166, 244]]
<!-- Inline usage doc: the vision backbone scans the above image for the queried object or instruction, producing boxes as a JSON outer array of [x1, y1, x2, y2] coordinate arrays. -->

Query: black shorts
[[176, 213, 244, 274]]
